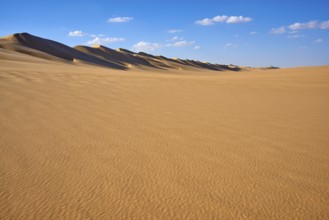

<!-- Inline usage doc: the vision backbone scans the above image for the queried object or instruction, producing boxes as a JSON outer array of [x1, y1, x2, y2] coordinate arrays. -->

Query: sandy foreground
[[0, 58, 329, 219]]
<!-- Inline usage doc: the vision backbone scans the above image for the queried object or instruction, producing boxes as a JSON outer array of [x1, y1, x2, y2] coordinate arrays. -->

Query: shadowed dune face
[[0, 32, 241, 71], [0, 56, 329, 219], [74, 45, 163, 69], [0, 33, 127, 70]]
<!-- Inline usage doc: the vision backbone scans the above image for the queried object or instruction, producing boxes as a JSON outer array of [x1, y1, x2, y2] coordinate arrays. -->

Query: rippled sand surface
[[1, 61, 329, 219]]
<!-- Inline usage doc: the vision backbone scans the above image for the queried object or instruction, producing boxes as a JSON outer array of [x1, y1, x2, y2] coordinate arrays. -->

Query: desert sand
[[0, 33, 329, 219]]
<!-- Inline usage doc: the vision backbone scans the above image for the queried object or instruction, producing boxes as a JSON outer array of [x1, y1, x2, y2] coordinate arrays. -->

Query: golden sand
[[0, 34, 329, 219]]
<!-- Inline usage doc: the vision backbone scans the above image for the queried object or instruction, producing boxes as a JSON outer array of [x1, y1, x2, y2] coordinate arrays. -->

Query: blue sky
[[1, 0, 329, 67]]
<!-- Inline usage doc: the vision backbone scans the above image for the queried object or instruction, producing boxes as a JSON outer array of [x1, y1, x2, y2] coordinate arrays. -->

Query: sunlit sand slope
[[0, 59, 328, 219]]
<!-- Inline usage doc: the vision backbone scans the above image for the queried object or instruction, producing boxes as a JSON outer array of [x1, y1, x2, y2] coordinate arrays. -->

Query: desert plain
[[0, 33, 329, 219]]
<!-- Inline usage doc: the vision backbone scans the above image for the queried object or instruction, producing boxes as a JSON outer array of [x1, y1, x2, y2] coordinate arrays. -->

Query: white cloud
[[193, 45, 201, 50], [287, 34, 305, 39], [132, 38, 196, 52], [195, 18, 215, 26], [171, 36, 183, 41], [226, 16, 252, 24], [168, 29, 183, 33], [289, 30, 299, 34], [250, 31, 258, 35], [298, 46, 307, 51], [313, 38, 323, 44], [68, 30, 85, 37], [172, 36, 179, 41], [168, 36, 184, 42], [132, 41, 161, 52], [320, 21, 329, 29], [287, 20, 329, 30], [67, 31, 126, 46], [213, 15, 228, 22], [87, 37, 125, 45], [288, 21, 318, 30], [108, 17, 133, 23], [167, 41, 195, 47], [225, 43, 237, 48], [271, 20, 329, 36], [90, 34, 105, 38], [195, 15, 252, 26], [270, 27, 286, 34]]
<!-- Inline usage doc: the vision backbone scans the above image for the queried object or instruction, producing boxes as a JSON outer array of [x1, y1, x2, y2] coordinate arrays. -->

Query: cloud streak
[[168, 29, 183, 33], [166, 41, 195, 47], [320, 21, 329, 29], [270, 27, 286, 34], [195, 15, 252, 26], [68, 30, 85, 37], [225, 43, 238, 48], [108, 17, 133, 23], [132, 37, 196, 52], [87, 37, 125, 45], [313, 38, 323, 44], [288, 21, 318, 30], [271, 20, 329, 34], [287, 34, 305, 39], [67, 30, 125, 46], [132, 41, 161, 52]]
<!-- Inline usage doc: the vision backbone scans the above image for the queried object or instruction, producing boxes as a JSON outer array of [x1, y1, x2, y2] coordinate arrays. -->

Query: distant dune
[[0, 33, 329, 219], [0, 32, 242, 71]]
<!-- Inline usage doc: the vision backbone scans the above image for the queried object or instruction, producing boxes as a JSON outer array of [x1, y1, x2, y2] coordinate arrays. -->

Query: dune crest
[[0, 32, 242, 71]]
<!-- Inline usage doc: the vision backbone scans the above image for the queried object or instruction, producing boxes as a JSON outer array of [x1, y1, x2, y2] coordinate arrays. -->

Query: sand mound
[[0, 33, 127, 69], [1, 33, 242, 71]]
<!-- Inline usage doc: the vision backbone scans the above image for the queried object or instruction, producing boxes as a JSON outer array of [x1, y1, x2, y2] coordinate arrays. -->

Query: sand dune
[[0, 33, 241, 71], [1, 33, 329, 219], [0, 33, 127, 69]]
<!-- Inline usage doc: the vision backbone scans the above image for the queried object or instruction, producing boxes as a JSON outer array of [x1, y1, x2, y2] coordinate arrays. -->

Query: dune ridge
[[0, 32, 242, 71]]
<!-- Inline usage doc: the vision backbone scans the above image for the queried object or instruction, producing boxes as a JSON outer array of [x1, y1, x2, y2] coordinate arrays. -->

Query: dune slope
[[0, 58, 328, 219], [0, 33, 242, 71], [0, 33, 127, 69]]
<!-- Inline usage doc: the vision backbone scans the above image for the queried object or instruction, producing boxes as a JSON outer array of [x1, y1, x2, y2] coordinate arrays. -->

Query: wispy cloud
[[226, 16, 253, 24], [168, 36, 183, 42], [90, 34, 105, 38], [168, 29, 183, 33], [272, 20, 329, 34], [320, 21, 329, 29], [67, 30, 125, 45], [132, 41, 161, 52], [195, 18, 215, 26], [167, 41, 195, 47], [313, 38, 323, 44], [270, 27, 286, 34], [250, 31, 258, 35], [87, 37, 125, 45], [193, 45, 201, 50], [107, 17, 133, 23], [288, 21, 318, 30], [68, 30, 85, 37], [132, 37, 196, 52], [287, 34, 305, 39], [289, 30, 299, 34], [225, 43, 238, 48], [195, 15, 252, 26]]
